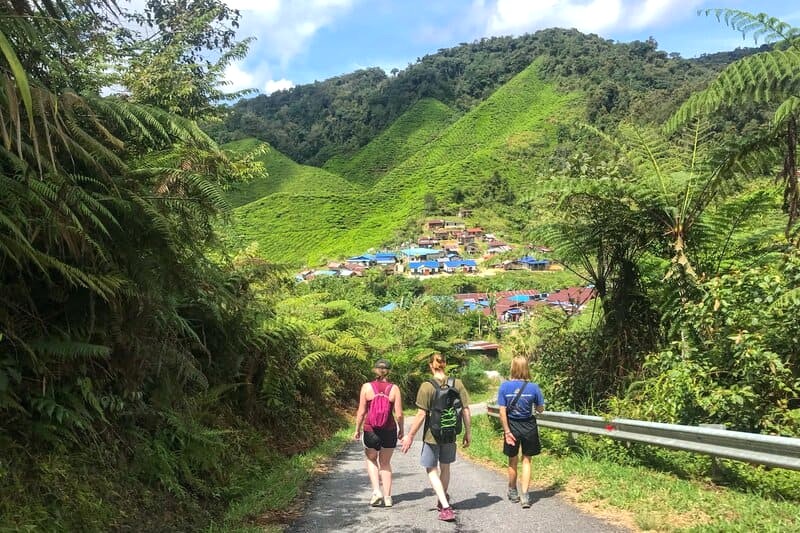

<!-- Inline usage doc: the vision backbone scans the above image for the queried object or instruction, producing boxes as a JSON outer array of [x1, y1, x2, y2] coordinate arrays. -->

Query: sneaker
[[438, 507, 455, 522], [520, 492, 531, 508], [370, 493, 384, 507], [383, 496, 393, 508], [507, 488, 520, 503]]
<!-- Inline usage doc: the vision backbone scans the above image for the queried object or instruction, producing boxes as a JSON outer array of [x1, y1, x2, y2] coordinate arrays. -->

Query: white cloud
[[224, 62, 257, 92], [226, 0, 356, 66], [222, 0, 356, 93], [479, 0, 704, 35], [264, 78, 295, 94]]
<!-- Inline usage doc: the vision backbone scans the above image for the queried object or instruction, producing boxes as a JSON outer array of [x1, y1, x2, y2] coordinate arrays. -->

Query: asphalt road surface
[[287, 405, 629, 532]]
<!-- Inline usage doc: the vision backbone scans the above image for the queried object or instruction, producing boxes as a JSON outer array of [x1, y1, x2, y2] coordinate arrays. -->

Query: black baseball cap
[[374, 358, 392, 370]]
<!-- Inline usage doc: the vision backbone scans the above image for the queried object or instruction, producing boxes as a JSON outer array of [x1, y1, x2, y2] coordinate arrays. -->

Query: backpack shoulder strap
[[508, 381, 528, 410], [370, 381, 379, 395], [446, 376, 455, 388]]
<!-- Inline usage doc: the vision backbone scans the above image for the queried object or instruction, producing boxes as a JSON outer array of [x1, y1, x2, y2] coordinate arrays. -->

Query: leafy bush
[[615, 251, 800, 435], [455, 357, 490, 396]]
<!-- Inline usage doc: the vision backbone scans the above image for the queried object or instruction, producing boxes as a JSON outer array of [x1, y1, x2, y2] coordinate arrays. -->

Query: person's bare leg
[[439, 462, 451, 494], [427, 467, 450, 508], [507, 454, 519, 490], [365, 448, 381, 496], [521, 455, 532, 494], [378, 448, 395, 497]]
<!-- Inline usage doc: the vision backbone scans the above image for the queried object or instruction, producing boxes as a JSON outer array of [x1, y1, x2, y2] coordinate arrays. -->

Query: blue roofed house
[[345, 254, 375, 268], [443, 259, 478, 273], [517, 256, 550, 271], [374, 252, 399, 265], [408, 260, 440, 275]]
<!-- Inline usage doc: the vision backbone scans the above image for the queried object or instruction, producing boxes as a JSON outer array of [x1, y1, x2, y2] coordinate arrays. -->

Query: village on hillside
[[294, 213, 597, 323], [296, 211, 556, 279]]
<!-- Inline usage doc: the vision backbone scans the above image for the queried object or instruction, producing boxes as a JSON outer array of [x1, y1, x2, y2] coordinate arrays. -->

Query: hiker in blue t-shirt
[[496, 355, 545, 509]]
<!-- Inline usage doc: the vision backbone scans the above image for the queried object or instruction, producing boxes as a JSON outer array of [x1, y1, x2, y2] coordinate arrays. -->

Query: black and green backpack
[[426, 377, 463, 444]]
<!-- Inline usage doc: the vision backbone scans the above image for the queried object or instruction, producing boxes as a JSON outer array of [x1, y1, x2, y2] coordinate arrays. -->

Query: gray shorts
[[420, 441, 457, 468]]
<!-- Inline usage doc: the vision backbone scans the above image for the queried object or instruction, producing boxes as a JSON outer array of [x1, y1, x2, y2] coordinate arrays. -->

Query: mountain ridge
[[224, 62, 579, 264]]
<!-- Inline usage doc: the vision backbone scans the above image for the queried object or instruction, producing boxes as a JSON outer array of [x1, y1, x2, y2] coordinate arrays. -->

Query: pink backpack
[[366, 382, 393, 429]]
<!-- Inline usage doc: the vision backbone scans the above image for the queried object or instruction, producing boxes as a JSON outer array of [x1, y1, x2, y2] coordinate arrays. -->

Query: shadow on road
[[392, 487, 434, 504], [453, 491, 503, 510], [528, 487, 559, 506]]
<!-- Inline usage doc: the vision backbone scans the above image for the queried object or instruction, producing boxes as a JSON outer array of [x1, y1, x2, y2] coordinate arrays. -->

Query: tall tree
[[119, 0, 253, 120], [667, 10, 800, 242]]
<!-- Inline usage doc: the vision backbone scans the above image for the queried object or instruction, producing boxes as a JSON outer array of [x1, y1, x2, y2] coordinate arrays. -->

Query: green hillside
[[214, 29, 735, 166], [323, 98, 458, 187], [224, 138, 360, 207], [226, 62, 581, 264]]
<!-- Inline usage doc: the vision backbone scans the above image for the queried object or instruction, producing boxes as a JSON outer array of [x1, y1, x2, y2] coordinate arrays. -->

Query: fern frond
[[667, 49, 800, 132], [28, 339, 111, 360], [773, 96, 800, 130], [701, 9, 800, 48]]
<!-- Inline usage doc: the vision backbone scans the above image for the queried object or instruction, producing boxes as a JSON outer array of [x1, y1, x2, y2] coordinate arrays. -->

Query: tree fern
[[668, 9, 800, 237]]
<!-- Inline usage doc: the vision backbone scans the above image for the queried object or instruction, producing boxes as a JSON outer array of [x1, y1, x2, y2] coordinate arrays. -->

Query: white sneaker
[[384, 496, 393, 507], [370, 493, 384, 507]]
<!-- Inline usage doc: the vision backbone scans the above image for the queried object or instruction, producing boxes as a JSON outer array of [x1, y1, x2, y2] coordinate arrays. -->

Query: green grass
[[223, 62, 584, 265], [323, 98, 458, 187], [213, 427, 353, 532], [224, 138, 361, 208], [469, 382, 500, 405], [1, 410, 354, 533], [464, 415, 800, 532]]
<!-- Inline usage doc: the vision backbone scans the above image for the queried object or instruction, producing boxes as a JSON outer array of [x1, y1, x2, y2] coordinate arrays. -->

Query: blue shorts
[[420, 441, 456, 468]]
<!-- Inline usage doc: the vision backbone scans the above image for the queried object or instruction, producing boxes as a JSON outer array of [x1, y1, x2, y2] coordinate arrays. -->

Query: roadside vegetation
[[465, 415, 800, 532], [2, 2, 799, 531]]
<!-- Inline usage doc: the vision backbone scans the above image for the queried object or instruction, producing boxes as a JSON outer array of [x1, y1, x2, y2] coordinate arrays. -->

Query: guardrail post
[[566, 411, 580, 449], [700, 423, 727, 482]]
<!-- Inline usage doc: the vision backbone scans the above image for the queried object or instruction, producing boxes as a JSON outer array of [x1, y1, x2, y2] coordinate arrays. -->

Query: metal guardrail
[[486, 404, 800, 471]]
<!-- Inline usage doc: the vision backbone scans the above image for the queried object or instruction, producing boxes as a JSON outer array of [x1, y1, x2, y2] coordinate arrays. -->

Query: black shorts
[[363, 426, 398, 450], [503, 417, 541, 457]]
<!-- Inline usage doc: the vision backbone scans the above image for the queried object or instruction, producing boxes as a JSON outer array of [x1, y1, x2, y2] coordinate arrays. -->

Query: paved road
[[287, 405, 628, 532]]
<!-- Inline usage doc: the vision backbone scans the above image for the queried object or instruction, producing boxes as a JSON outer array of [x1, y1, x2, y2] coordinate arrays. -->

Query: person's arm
[[400, 409, 427, 453], [499, 406, 516, 445], [461, 405, 472, 448], [353, 383, 369, 440], [535, 387, 545, 414], [391, 385, 404, 439]]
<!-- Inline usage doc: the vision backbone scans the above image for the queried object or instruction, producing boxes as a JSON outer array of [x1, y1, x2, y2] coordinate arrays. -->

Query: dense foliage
[[2, 1, 799, 529], [0, 1, 363, 528], [523, 11, 800, 436], [213, 29, 752, 165]]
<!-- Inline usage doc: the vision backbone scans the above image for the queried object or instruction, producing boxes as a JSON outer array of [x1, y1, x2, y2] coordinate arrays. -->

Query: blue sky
[[220, 0, 800, 95]]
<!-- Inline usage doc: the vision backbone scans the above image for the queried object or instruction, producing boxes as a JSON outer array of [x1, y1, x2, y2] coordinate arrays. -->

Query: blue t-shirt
[[497, 380, 544, 419]]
